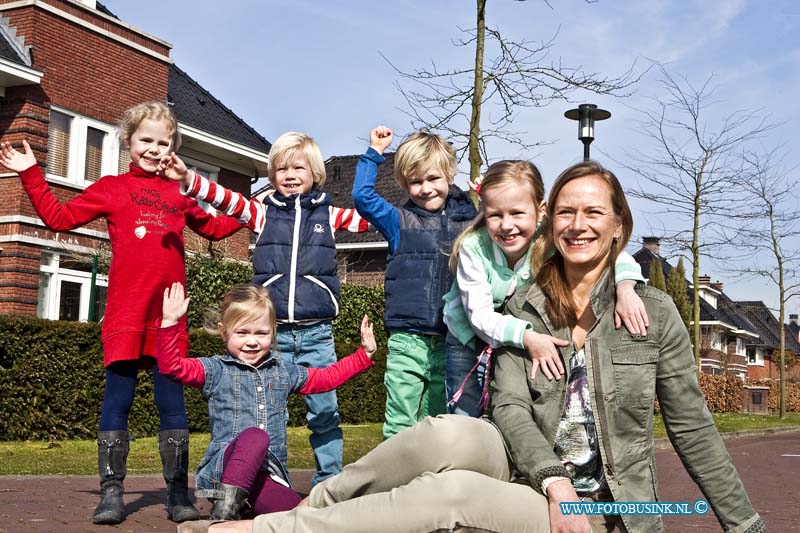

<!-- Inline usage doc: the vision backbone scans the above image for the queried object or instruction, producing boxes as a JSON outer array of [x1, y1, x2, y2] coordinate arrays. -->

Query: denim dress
[[194, 351, 307, 498]]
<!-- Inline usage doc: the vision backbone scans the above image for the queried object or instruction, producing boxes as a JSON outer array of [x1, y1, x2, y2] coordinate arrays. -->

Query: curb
[[654, 425, 800, 451]]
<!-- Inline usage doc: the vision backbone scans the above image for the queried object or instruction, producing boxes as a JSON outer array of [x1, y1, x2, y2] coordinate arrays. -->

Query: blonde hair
[[394, 131, 457, 190], [205, 284, 276, 341], [532, 160, 633, 328], [118, 101, 181, 151], [268, 132, 326, 189], [449, 160, 545, 272]]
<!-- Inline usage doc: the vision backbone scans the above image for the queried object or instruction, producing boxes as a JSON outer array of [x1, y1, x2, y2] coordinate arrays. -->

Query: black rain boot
[[159, 429, 201, 523], [210, 483, 249, 521], [92, 430, 129, 525]]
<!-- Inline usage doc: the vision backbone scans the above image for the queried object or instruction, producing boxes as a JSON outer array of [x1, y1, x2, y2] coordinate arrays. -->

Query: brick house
[[633, 237, 799, 379], [0, 0, 270, 321]]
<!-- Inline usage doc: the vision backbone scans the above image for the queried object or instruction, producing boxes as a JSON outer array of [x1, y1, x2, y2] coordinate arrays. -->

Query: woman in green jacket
[[201, 161, 762, 533]]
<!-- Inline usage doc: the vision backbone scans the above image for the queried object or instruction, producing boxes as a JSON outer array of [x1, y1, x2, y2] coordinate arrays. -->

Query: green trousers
[[382, 331, 446, 439]]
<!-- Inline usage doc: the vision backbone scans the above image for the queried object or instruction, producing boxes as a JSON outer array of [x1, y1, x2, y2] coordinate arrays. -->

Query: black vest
[[384, 186, 478, 333], [252, 192, 339, 322]]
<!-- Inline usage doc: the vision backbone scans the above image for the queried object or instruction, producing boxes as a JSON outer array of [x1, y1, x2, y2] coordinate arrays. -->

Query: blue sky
[[107, 0, 799, 310]]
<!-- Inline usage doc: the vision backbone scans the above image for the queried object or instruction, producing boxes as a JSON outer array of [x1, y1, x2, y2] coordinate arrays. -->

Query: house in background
[[633, 237, 799, 380], [254, 151, 406, 286], [0, 0, 270, 321]]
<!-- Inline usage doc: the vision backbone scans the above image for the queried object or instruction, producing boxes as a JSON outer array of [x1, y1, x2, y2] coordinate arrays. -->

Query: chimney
[[710, 280, 724, 292], [642, 237, 660, 256], [697, 275, 711, 287], [790, 314, 798, 326]]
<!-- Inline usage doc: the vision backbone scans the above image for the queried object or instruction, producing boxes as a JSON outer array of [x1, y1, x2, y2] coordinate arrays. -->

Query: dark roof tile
[[168, 64, 271, 154]]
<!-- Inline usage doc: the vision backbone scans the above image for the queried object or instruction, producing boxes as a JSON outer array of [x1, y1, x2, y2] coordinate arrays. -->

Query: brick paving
[[1, 430, 797, 532]]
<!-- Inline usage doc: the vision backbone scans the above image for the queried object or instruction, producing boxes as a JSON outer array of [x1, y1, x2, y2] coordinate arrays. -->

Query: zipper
[[287, 196, 302, 322]]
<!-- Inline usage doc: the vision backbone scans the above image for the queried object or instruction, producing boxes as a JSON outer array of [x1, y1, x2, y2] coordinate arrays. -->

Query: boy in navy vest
[[164, 132, 368, 485], [352, 125, 478, 438]]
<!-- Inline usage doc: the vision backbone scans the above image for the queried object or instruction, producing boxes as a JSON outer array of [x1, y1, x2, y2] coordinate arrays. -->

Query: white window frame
[[38, 251, 109, 322], [46, 106, 121, 186], [182, 156, 220, 215]]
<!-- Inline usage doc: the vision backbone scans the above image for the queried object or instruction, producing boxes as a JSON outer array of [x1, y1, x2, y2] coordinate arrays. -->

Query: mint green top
[[442, 226, 645, 349]]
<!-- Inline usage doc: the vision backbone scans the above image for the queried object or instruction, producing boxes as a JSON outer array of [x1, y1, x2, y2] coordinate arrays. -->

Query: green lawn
[[0, 424, 383, 475], [1, 413, 798, 475]]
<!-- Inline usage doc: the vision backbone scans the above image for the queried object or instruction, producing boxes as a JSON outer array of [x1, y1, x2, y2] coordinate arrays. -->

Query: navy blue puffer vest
[[252, 192, 339, 322]]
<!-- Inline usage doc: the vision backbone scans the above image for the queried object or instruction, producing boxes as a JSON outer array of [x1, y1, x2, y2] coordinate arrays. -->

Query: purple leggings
[[221, 427, 303, 514]]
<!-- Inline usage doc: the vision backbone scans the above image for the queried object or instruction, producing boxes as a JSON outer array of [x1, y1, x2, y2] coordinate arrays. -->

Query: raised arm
[[170, 157, 265, 234], [329, 205, 370, 233], [1, 140, 108, 230], [352, 127, 401, 253], [300, 316, 376, 394], [157, 282, 205, 388]]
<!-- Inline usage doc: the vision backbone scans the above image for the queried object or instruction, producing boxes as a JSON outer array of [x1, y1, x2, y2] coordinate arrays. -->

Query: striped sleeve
[[329, 205, 370, 233], [182, 171, 266, 234], [614, 250, 646, 285]]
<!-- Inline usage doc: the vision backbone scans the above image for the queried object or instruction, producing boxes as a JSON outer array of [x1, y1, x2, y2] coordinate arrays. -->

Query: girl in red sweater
[[0, 101, 242, 525], [158, 282, 375, 521]]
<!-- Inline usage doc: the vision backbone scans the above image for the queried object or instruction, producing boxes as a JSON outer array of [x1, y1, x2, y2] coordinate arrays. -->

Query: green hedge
[[0, 284, 387, 440]]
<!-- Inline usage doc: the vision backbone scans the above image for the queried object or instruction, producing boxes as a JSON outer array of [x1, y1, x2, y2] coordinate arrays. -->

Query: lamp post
[[564, 103, 611, 160]]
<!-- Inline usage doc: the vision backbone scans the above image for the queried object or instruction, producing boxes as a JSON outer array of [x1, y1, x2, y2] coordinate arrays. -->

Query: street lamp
[[564, 103, 611, 161]]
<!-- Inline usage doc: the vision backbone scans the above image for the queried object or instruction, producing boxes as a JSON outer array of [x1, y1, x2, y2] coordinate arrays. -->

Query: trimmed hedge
[[0, 284, 388, 440]]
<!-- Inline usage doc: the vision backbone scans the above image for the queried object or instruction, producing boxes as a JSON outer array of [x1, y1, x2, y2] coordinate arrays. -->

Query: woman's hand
[[614, 280, 649, 335], [0, 140, 37, 172], [161, 282, 190, 327], [523, 330, 567, 380], [546, 479, 592, 533], [360, 315, 377, 358]]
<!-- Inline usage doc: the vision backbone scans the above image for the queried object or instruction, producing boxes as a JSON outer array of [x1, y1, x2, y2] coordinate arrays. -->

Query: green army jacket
[[489, 270, 763, 533]]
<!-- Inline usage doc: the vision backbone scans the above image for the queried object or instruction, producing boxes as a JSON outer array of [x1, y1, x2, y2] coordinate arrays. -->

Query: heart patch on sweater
[[134, 226, 147, 239]]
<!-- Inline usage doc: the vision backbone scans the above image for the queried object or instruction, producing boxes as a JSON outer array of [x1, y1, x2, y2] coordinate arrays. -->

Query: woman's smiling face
[[551, 174, 622, 275]]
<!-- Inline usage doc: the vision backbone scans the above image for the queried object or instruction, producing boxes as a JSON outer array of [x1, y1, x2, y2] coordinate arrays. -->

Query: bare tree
[[385, 0, 640, 181], [725, 148, 800, 418], [624, 65, 772, 373]]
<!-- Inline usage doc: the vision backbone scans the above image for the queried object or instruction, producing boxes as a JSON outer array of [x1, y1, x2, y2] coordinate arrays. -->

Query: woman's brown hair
[[531, 160, 633, 328]]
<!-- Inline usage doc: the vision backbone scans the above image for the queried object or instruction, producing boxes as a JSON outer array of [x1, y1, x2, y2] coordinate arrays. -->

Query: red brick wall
[[0, 242, 42, 315], [2, 4, 169, 122]]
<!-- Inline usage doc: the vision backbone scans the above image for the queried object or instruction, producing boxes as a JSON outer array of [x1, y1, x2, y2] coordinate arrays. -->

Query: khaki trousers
[[253, 415, 550, 532]]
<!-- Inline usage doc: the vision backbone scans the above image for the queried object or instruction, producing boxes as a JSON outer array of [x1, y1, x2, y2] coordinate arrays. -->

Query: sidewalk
[[2, 429, 798, 532]]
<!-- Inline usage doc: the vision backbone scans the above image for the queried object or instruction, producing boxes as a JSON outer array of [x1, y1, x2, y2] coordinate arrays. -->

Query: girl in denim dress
[[157, 283, 376, 520]]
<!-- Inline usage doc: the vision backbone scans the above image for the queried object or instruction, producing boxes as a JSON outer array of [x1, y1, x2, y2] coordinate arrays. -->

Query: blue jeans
[[276, 321, 342, 485], [444, 333, 487, 418]]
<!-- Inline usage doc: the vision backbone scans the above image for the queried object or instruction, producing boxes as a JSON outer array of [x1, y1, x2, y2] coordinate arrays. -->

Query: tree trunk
[[468, 0, 486, 183]]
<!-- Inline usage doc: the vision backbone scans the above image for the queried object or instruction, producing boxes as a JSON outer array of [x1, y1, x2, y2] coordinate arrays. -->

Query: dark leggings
[[98, 360, 188, 431], [222, 427, 303, 514]]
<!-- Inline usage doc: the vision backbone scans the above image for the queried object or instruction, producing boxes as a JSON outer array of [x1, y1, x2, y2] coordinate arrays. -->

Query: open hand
[[370, 125, 393, 155], [0, 140, 37, 172], [523, 330, 567, 380], [157, 153, 191, 184], [360, 315, 377, 358], [161, 282, 190, 327], [614, 280, 649, 335]]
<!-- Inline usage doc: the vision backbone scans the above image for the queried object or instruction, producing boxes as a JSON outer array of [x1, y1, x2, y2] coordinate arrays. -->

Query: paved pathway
[[1, 430, 797, 532]]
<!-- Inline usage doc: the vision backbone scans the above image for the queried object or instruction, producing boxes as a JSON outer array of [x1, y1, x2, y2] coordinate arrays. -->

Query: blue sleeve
[[352, 147, 401, 254]]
